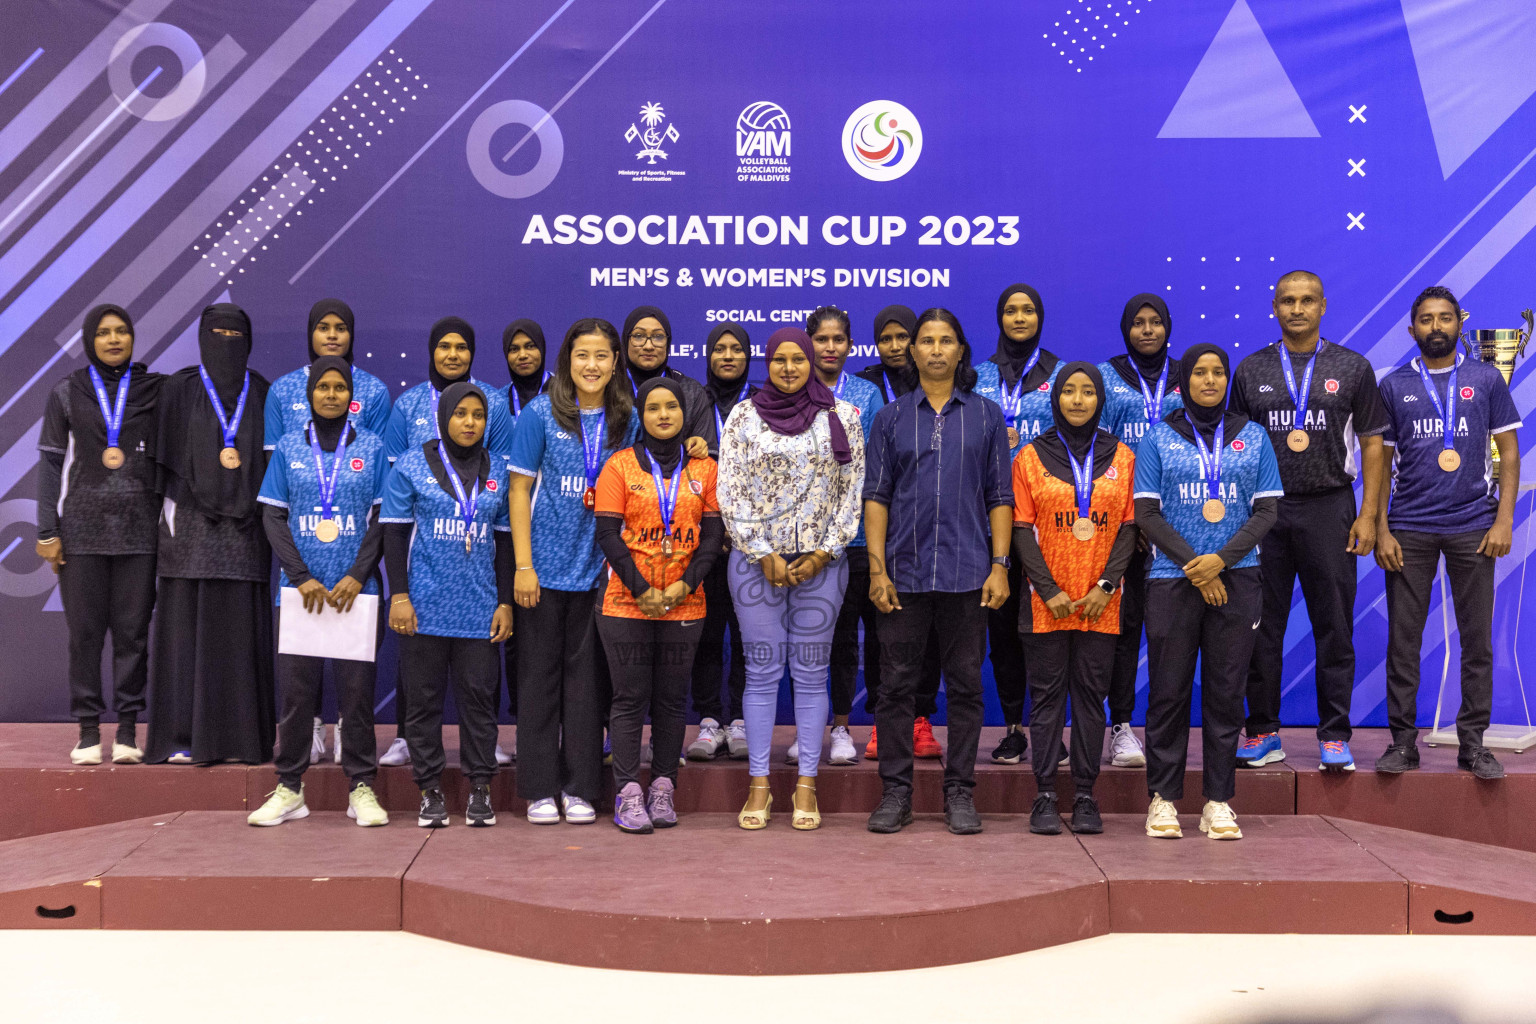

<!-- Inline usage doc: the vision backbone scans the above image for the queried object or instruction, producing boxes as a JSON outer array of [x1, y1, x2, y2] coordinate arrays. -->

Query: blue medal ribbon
[[197, 366, 250, 449], [307, 421, 348, 524], [649, 458, 682, 555], [1186, 411, 1224, 502], [510, 371, 551, 416], [581, 409, 606, 491], [714, 382, 748, 441], [1063, 431, 1097, 532], [437, 441, 479, 553], [1137, 362, 1167, 428], [834, 372, 849, 401], [999, 348, 1041, 426], [1277, 341, 1321, 435], [88, 365, 130, 452], [1415, 355, 1459, 456]]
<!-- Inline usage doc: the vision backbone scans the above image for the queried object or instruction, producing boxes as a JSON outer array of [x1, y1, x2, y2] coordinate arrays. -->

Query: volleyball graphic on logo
[[738, 101, 791, 133], [842, 101, 922, 181]]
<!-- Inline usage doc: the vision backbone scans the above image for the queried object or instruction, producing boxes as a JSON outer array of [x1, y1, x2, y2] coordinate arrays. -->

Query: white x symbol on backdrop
[[1349, 104, 1368, 123], [1347, 212, 1366, 230], [1348, 158, 1366, 176]]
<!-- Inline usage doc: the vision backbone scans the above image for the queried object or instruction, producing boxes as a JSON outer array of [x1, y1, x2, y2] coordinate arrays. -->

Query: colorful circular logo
[[842, 101, 922, 181], [1231, 439, 1246, 451], [349, 458, 364, 471], [1460, 386, 1475, 400], [486, 479, 498, 491]]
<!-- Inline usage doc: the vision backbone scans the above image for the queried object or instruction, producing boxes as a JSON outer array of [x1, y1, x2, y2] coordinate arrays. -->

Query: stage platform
[[2, 724, 1532, 850], [2, 810, 1534, 972]]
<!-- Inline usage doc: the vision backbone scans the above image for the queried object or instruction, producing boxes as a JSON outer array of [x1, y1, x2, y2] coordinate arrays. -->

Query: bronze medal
[[1202, 498, 1226, 523], [1007, 426, 1020, 449], [583, 486, 596, 510], [1286, 429, 1309, 452], [1438, 448, 1461, 472], [219, 446, 241, 470], [314, 518, 340, 543], [1071, 517, 1095, 542], [101, 446, 124, 470], [465, 532, 473, 555], [662, 537, 674, 556]]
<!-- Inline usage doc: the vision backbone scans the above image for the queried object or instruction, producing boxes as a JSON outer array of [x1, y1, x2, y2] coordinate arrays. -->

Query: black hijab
[[427, 316, 475, 392], [306, 356, 354, 452], [1032, 361, 1117, 480], [502, 318, 548, 410], [1166, 343, 1249, 445], [156, 303, 266, 520], [307, 298, 354, 363], [70, 304, 160, 475], [991, 282, 1058, 390], [1109, 293, 1172, 388], [871, 304, 917, 397], [623, 304, 672, 385], [704, 321, 753, 418], [633, 377, 688, 476], [427, 380, 491, 493]]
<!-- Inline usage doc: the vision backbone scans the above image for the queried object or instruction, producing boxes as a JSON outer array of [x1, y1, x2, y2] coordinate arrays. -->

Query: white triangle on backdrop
[[1158, 0, 1320, 139], [1400, 0, 1536, 179]]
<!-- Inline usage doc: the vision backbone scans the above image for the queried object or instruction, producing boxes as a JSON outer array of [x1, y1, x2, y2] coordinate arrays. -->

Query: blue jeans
[[729, 549, 849, 777]]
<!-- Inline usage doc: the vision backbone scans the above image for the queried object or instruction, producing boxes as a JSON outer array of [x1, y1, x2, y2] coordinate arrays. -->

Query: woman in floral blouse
[[717, 327, 864, 831]]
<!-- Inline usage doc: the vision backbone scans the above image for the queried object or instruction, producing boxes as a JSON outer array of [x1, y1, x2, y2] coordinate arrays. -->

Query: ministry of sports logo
[[735, 101, 791, 183], [842, 101, 922, 181], [620, 102, 685, 183]]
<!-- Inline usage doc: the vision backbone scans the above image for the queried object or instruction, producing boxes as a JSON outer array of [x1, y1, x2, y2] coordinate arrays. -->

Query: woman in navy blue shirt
[[381, 382, 514, 828], [253, 357, 389, 826], [508, 318, 639, 826]]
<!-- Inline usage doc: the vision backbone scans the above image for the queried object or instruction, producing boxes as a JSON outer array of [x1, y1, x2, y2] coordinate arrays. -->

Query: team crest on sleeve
[[689, 479, 704, 494], [1231, 439, 1245, 451], [1037, 382, 1050, 391], [349, 400, 362, 414], [1324, 379, 1339, 393], [1461, 386, 1475, 399], [1106, 465, 1118, 479], [350, 457, 365, 471]]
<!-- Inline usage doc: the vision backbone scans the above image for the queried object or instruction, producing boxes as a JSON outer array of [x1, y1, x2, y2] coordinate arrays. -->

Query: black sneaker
[[944, 789, 983, 835], [1458, 746, 1505, 780], [867, 791, 913, 833], [991, 727, 1028, 765], [1029, 792, 1063, 835], [1373, 745, 1420, 774], [466, 783, 497, 826], [418, 787, 449, 828], [1070, 794, 1103, 834]]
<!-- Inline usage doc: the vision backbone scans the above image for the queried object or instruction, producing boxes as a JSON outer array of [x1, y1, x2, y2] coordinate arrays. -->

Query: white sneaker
[[1109, 723, 1147, 767], [1145, 793, 1182, 838], [111, 741, 143, 765], [248, 784, 309, 826], [310, 717, 325, 764], [347, 783, 389, 827], [494, 743, 513, 766], [726, 719, 748, 759], [70, 741, 102, 766], [1058, 735, 1071, 768], [828, 726, 857, 765], [333, 717, 343, 764], [687, 718, 726, 760], [526, 797, 559, 825], [784, 737, 800, 764], [561, 792, 596, 824], [1199, 800, 1242, 840], [379, 736, 410, 767]]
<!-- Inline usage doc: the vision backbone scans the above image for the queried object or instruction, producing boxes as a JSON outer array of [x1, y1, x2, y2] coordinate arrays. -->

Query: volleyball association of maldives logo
[[842, 101, 922, 181]]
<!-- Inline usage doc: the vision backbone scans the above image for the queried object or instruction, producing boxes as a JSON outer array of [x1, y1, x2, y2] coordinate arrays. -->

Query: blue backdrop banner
[[3, 0, 1536, 728]]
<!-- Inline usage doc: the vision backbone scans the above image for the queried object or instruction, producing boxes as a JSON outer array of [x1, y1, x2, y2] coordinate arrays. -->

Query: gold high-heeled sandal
[[792, 779, 820, 831], [738, 778, 772, 830]]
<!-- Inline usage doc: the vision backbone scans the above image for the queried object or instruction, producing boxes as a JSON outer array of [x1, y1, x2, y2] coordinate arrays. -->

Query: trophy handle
[[1521, 308, 1533, 358], [1460, 308, 1473, 358]]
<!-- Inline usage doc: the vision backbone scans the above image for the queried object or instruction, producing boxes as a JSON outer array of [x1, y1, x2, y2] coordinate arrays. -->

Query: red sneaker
[[864, 726, 879, 760], [913, 717, 943, 759]]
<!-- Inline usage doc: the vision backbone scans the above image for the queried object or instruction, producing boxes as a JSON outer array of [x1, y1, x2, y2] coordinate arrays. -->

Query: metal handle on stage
[[1458, 308, 1532, 464]]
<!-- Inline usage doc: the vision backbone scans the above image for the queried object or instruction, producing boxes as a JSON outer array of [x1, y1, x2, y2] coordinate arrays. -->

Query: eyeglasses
[[629, 332, 668, 347]]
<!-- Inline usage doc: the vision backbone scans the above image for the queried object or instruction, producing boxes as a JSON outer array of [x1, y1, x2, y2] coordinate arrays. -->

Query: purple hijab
[[750, 327, 852, 464]]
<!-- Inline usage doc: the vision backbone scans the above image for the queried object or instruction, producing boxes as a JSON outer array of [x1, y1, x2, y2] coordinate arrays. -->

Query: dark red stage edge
[[0, 814, 175, 929]]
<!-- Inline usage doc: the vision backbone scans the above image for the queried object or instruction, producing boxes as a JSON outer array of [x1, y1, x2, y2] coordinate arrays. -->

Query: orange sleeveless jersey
[[1011, 442, 1135, 634], [594, 448, 719, 620]]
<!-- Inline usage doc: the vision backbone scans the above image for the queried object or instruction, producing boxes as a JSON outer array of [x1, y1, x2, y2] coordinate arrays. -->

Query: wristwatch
[[991, 556, 1011, 569], [1096, 578, 1117, 595]]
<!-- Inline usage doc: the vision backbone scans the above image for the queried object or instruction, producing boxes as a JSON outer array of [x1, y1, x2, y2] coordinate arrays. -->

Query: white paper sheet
[[277, 588, 378, 663]]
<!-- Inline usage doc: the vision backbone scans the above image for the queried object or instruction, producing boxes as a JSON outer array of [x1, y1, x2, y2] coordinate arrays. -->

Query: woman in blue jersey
[[973, 283, 1061, 766], [252, 357, 390, 827], [1095, 294, 1182, 769], [508, 318, 639, 826], [381, 382, 514, 828], [262, 299, 392, 766], [377, 316, 512, 769], [1133, 343, 1281, 842]]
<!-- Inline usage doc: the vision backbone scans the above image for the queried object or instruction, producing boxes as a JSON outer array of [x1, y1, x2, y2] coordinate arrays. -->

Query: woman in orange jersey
[[1012, 362, 1138, 836], [594, 377, 725, 833]]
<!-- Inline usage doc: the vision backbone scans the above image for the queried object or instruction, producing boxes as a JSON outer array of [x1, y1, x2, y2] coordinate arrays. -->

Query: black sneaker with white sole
[[1458, 746, 1505, 780], [991, 727, 1028, 765], [418, 786, 449, 828], [466, 783, 497, 826]]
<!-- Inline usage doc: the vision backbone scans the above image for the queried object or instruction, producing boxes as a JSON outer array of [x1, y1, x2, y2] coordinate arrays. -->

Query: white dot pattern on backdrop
[[192, 51, 429, 286], [1161, 254, 1282, 337], [1046, 0, 1150, 71]]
